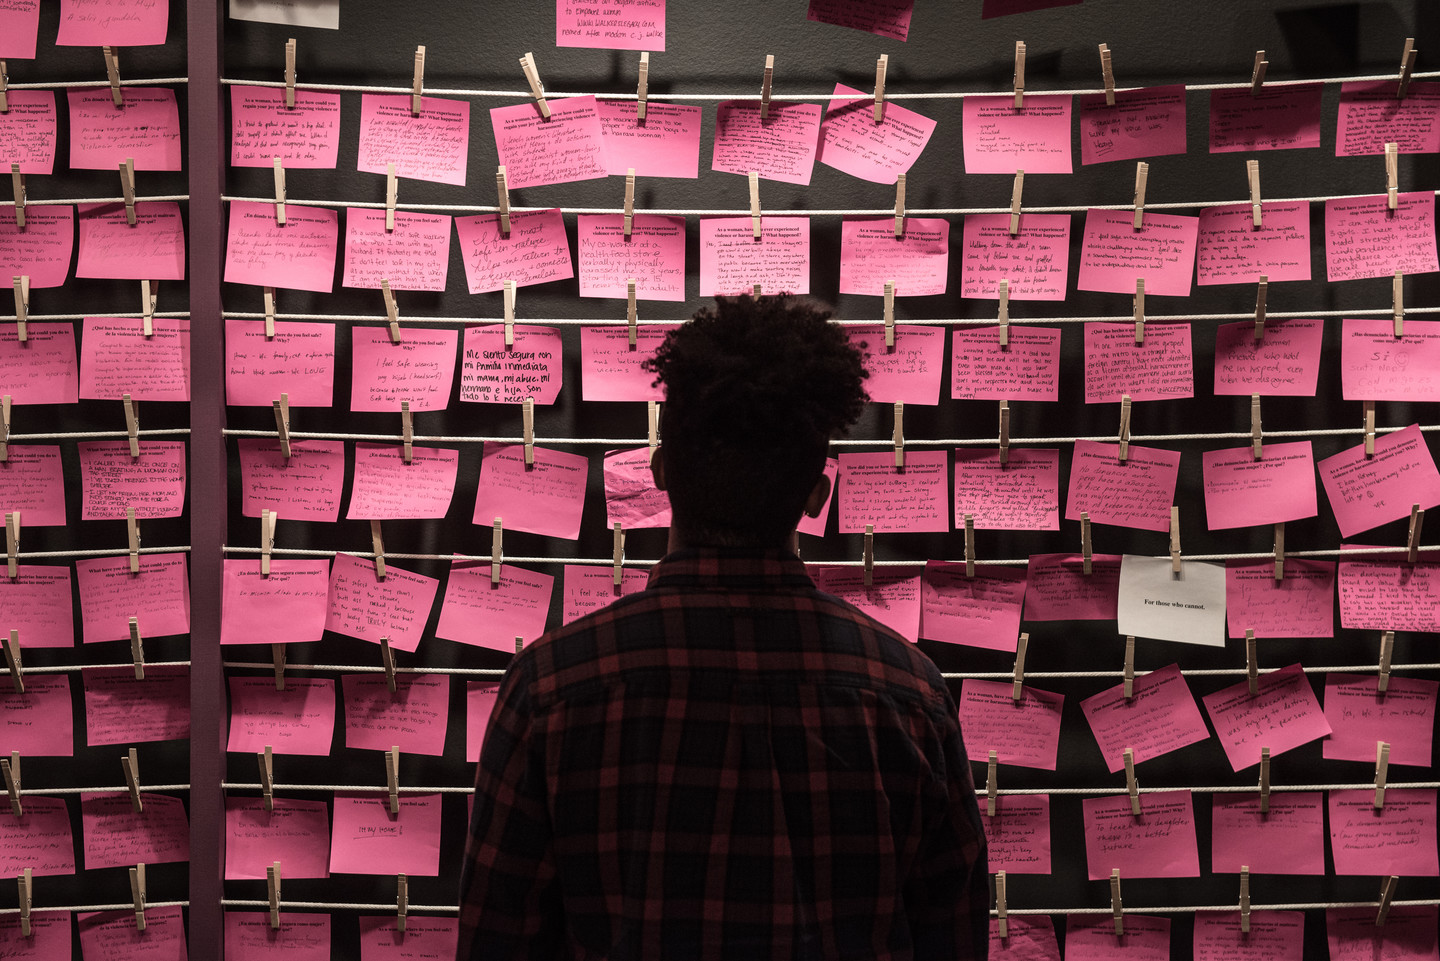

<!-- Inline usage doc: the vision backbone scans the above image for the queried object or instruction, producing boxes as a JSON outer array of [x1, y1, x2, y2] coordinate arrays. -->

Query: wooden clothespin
[[1099, 44, 1116, 106], [1273, 523, 1285, 581], [623, 168, 635, 238], [9, 164, 22, 230], [385, 163, 397, 232], [1245, 629, 1259, 696], [1, 751, 19, 814], [1124, 747, 1141, 815], [491, 517, 503, 585], [749, 171, 761, 240], [380, 635, 397, 693], [371, 520, 386, 580], [1374, 740, 1390, 809], [1122, 635, 1135, 699], [998, 401, 1011, 466], [258, 746, 274, 811], [998, 279, 1010, 348], [1407, 504, 1425, 563], [496, 166, 511, 235], [752, 283, 762, 298], [17, 869, 30, 937], [1133, 278, 1145, 345], [272, 645, 286, 691], [1251, 50, 1268, 93], [139, 279, 155, 337], [1239, 866, 1251, 933], [1393, 271, 1404, 338], [996, 870, 1008, 939], [519, 52, 550, 119], [4, 512, 16, 579], [1385, 142, 1399, 211], [11, 274, 26, 343], [1012, 633, 1028, 701], [1169, 506, 1182, 574], [1, 394, 9, 462], [964, 514, 976, 578], [1110, 869, 1124, 935], [1398, 37, 1417, 99], [259, 509, 277, 576], [503, 280, 516, 347], [1081, 513, 1093, 574], [380, 279, 400, 344], [1012, 41, 1026, 108], [104, 46, 123, 106], [266, 862, 281, 929], [123, 393, 139, 457], [1379, 631, 1394, 694], [883, 281, 896, 350], [1251, 394, 1263, 459], [612, 523, 625, 589], [126, 507, 141, 573], [400, 400, 412, 464], [262, 287, 277, 340], [272, 157, 286, 225], [985, 750, 998, 816], [120, 158, 136, 225], [636, 52, 649, 122], [1132, 162, 1148, 229], [626, 279, 638, 347], [891, 402, 905, 468], [515, 636, 523, 654], [122, 747, 142, 813], [272, 392, 292, 459], [759, 54, 774, 121], [386, 746, 400, 815], [1364, 401, 1376, 458], [1009, 170, 1024, 236], [129, 863, 145, 932], [522, 397, 535, 467], [410, 46, 425, 116], [283, 38, 296, 109], [647, 400, 660, 461], [0, 62, 8, 114], [1247, 160, 1262, 227], [873, 54, 888, 122], [1378, 876, 1400, 925], [1254, 276, 1267, 340], [396, 874, 409, 933], [1118, 394, 1132, 463], [1258, 746, 1271, 814], [129, 616, 144, 680], [863, 524, 874, 587], [893, 173, 906, 238]]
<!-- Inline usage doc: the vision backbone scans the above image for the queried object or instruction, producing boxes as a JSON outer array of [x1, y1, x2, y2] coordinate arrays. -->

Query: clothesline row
[[0, 900, 187, 918], [12, 783, 190, 797], [14, 546, 190, 561], [18, 659, 190, 676], [0, 195, 189, 208], [8, 430, 189, 442]]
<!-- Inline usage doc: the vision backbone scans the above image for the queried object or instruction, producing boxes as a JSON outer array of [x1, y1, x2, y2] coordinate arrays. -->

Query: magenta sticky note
[[0, 911, 68, 960], [1083, 790, 1200, 880], [579, 325, 676, 402], [1329, 905, 1439, 961], [1210, 84, 1323, 153], [1196, 200, 1312, 285], [1337, 81, 1440, 156], [0, 324, 77, 405], [1323, 673, 1438, 767], [1214, 317, 1322, 397], [0, 91, 57, 174], [958, 679, 1061, 769], [712, 101, 822, 185], [341, 210, 451, 292], [237, 439, 345, 522], [982, 795, 1051, 875], [0, 796, 74, 875], [0, 675, 73, 756], [359, 915, 457, 960], [819, 84, 937, 184], [454, 208, 573, 294], [845, 324, 944, 405], [472, 442, 588, 539], [577, 214, 686, 301], [837, 449, 949, 533], [0, 206, 73, 288], [1329, 788, 1439, 876], [595, 100, 701, 178], [224, 201, 339, 293], [562, 564, 648, 623], [556, 0, 663, 49], [1024, 552, 1120, 621], [1202, 663, 1330, 771], [1081, 663, 1209, 772], [347, 444, 457, 519], [1065, 915, 1170, 961], [83, 665, 188, 745], [227, 676, 336, 756], [810, 567, 921, 642], [1340, 319, 1440, 402], [81, 792, 188, 870], [78, 440, 186, 519], [981, 0, 1081, 16], [75, 200, 185, 281], [230, 86, 342, 168], [959, 213, 1071, 301], [357, 94, 469, 186], [1201, 441, 1317, 530], [81, 316, 189, 401], [225, 797, 329, 880], [954, 448, 1059, 530], [839, 218, 949, 297], [437, 562, 553, 654], [951, 326, 1061, 401], [349, 327, 457, 412], [57, 0, 167, 45], [325, 554, 439, 653], [1079, 84, 1187, 165], [963, 94, 1072, 174], [67, 87, 181, 170], [604, 447, 669, 529], [226, 912, 331, 961], [75, 552, 188, 644], [0, 1, 39, 58], [806, 0, 911, 39], [460, 326, 564, 405], [490, 95, 608, 190], [1339, 552, 1440, 632], [1211, 792, 1326, 875], [1193, 911, 1304, 961], [330, 793, 442, 876], [699, 216, 810, 296], [1077, 210, 1199, 296], [79, 905, 185, 959], [220, 559, 330, 646], [342, 673, 449, 756], [1225, 558, 1335, 638], [1320, 424, 1440, 537], [920, 563, 1027, 651], [0, 566, 72, 649], [797, 457, 839, 538], [466, 682, 500, 762], [0, 445, 65, 525], [1326, 192, 1439, 283], [1066, 440, 1181, 532]]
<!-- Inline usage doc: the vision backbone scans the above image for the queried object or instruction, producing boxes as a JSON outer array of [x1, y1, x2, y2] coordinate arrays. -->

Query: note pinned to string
[[224, 912, 332, 960], [227, 676, 336, 756], [1340, 319, 1440, 403], [1328, 905, 1439, 961], [805, 0, 912, 40], [76, 553, 189, 644], [0, 796, 75, 875], [490, 95, 608, 189], [556, 0, 664, 49], [1339, 550, 1440, 632], [1328, 789, 1439, 877], [349, 327, 457, 412], [0, 566, 72, 648], [78, 440, 187, 520], [454, 208, 573, 294], [1325, 193, 1439, 283], [472, 442, 588, 539], [1211, 792, 1326, 875], [79, 906, 186, 958], [0, 206, 73, 288], [225, 797, 330, 879], [1319, 424, 1440, 538], [1323, 674, 1438, 767], [0, 324, 78, 405], [982, 795, 1052, 876], [1214, 318, 1322, 397], [1193, 911, 1304, 961], [325, 554, 439, 653], [1196, 200, 1312, 285], [844, 325, 944, 405], [1084, 323, 1193, 403], [818, 84, 937, 184], [1024, 553, 1121, 621], [1209, 84, 1323, 153], [962, 95, 1072, 174], [460, 326, 563, 405], [466, 682, 500, 762], [578, 214, 686, 301], [604, 447, 671, 530], [1336, 81, 1440, 156], [76, 201, 186, 281], [1077, 209, 1199, 296], [1065, 440, 1180, 532], [341, 674, 448, 756], [810, 567, 922, 642], [219, 559, 330, 646], [712, 101, 823, 185], [1225, 558, 1335, 638], [1065, 916, 1171, 961], [67, 88, 181, 170], [346, 443, 458, 520], [958, 679, 1062, 769], [0, 0, 40, 59], [953, 448, 1059, 531], [919, 563, 1028, 650], [80, 792, 189, 870], [579, 326, 677, 402], [0, 445, 66, 526], [237, 439, 344, 522], [796, 457, 839, 538], [1201, 441, 1317, 530], [1078, 84, 1187, 165], [342, 209, 451, 292], [1117, 555, 1227, 646], [0, 91, 57, 174], [562, 564, 648, 623], [1202, 663, 1331, 771], [82, 665, 189, 745], [0, 910, 68, 956], [959, 213, 1071, 301], [1082, 790, 1200, 880], [81, 317, 190, 402], [225, 200, 339, 292], [1080, 663, 1210, 771], [357, 94, 469, 186], [595, 100, 702, 178], [699, 216, 810, 295], [839, 218, 949, 297], [226, 320, 337, 407], [57, 0, 168, 45], [950, 326, 1061, 402], [437, 562, 553, 654], [331, 793, 442, 876], [359, 915, 457, 957], [837, 449, 949, 533], [0, 676, 73, 755], [230, 87, 342, 168]]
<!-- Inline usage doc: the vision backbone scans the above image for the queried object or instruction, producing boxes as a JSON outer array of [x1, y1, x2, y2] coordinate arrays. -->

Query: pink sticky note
[[347, 444, 457, 519], [982, 795, 1052, 875], [1214, 317, 1322, 396], [220, 559, 330, 646], [325, 554, 439, 653], [806, 0, 911, 39], [0, 0, 39, 58], [837, 449, 949, 533], [1326, 193, 1439, 283], [225, 912, 331, 961], [0, 91, 57, 174], [472, 442, 588, 539], [1196, 200, 1312, 285], [920, 562, 1027, 650], [1066, 440, 1181, 532], [1329, 905, 1439, 961], [1211, 792, 1326, 875], [1193, 911, 1304, 961], [75, 552, 188, 643], [1320, 425, 1440, 538], [579, 325, 676, 402], [1337, 81, 1440, 156], [982, 0, 1081, 15], [819, 84, 938, 184], [460, 326, 564, 405], [0, 206, 73, 288], [0, 566, 72, 648], [1339, 551, 1440, 632], [556, 0, 663, 49], [454, 208, 573, 294], [1323, 673, 1438, 767], [437, 562, 553, 654], [225, 797, 329, 880], [81, 792, 188, 870], [1079, 84, 1187, 165], [57, 0, 167, 45], [1065, 916, 1170, 961], [237, 439, 345, 522], [0, 676, 73, 756], [80, 316, 189, 401], [78, 440, 186, 519], [951, 326, 1061, 401], [230, 86, 342, 168], [224, 200, 339, 293], [83, 665, 188, 745], [845, 324, 944, 404], [954, 448, 1059, 530], [604, 447, 670, 529], [0, 324, 76, 405], [490, 95, 608, 189], [227, 676, 336, 756], [796, 457, 839, 538], [1083, 790, 1200, 880], [1329, 789, 1439, 876], [1225, 558, 1335, 638], [1340, 319, 1440, 402], [594, 100, 701, 178], [1210, 84, 1323, 153], [990, 917, 1061, 961], [699, 216, 810, 296], [1077, 210, 1199, 296], [467, 682, 500, 762], [839, 218, 949, 297], [341, 210, 451, 292], [1080, 663, 1210, 772], [67, 88, 181, 170], [577, 214, 686, 301], [357, 94, 469, 186], [958, 679, 1062, 769], [1202, 663, 1331, 771], [1024, 553, 1120, 621], [959, 214, 1071, 301], [562, 564, 648, 623], [342, 674, 449, 756], [1201, 441, 1317, 530], [0, 911, 69, 960], [963, 94, 1072, 174], [712, 101, 822, 185], [0, 796, 74, 875], [330, 793, 442, 876], [0, 445, 65, 525], [349, 327, 457, 412], [810, 567, 921, 642], [79, 906, 187, 961], [75, 200, 185, 280], [360, 915, 457, 959]]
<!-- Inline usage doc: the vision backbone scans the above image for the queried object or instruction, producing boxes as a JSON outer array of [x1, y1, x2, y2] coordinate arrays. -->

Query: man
[[458, 296, 988, 960]]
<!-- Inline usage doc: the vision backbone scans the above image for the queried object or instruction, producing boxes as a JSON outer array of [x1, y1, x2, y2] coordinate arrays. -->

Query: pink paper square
[[1337, 81, 1440, 156], [75, 201, 185, 280], [953, 448, 1059, 530], [1023, 552, 1120, 621], [982, 795, 1051, 875], [0, 206, 73, 288], [324, 553, 439, 653], [357, 94, 469, 186], [0, 911, 68, 959], [796, 457, 839, 538], [237, 439, 345, 522], [1196, 200, 1312, 285], [467, 682, 500, 762], [845, 324, 944, 405], [330, 793, 441, 876], [346, 444, 458, 519], [950, 326, 1062, 401], [67, 88, 181, 170], [604, 447, 669, 529], [958, 679, 1061, 769], [454, 208, 573, 294], [594, 100, 701, 178], [1209, 84, 1323, 153], [80, 316, 189, 401], [226, 676, 336, 756], [0, 566, 73, 648], [1193, 910, 1304, 961], [1211, 792, 1326, 875], [1066, 440, 1181, 532], [0, 324, 76, 404], [0, 91, 57, 174], [1065, 915, 1170, 961], [437, 562, 553, 654], [1080, 663, 1210, 772], [712, 101, 822, 185], [79, 906, 186, 959], [1078, 85, 1187, 165], [230, 86, 342, 168], [1328, 788, 1439, 876], [0, 676, 73, 756], [1082, 790, 1200, 880], [806, 0, 911, 40], [225, 912, 331, 961], [1323, 673, 1438, 767], [0, 1, 39, 58], [341, 209, 451, 292], [556, 0, 663, 50], [959, 214, 1071, 301], [83, 665, 188, 745], [837, 449, 949, 533], [562, 564, 648, 623], [1319, 424, 1440, 537], [1225, 558, 1335, 638], [359, 915, 458, 959], [1201, 441, 1317, 530], [699, 216, 810, 296], [349, 327, 457, 412], [1077, 210, 1199, 296], [0, 445, 65, 525], [80, 792, 188, 869], [1326, 193, 1439, 283], [579, 325, 676, 402], [78, 440, 187, 519], [224, 201, 339, 293], [1202, 663, 1331, 770], [460, 325, 564, 405], [1213, 317, 1323, 396], [810, 567, 921, 642], [220, 559, 330, 646], [819, 84, 937, 184], [75, 552, 189, 644], [57, 0, 167, 45], [920, 563, 1027, 651], [342, 674, 449, 756], [577, 214, 686, 301], [1339, 552, 1440, 632], [473, 442, 589, 539], [225, 797, 329, 880], [1340, 319, 1440, 402], [839, 218, 949, 297], [0, 796, 74, 874], [1329, 905, 1439, 961], [962, 94, 1072, 174], [490, 95, 608, 189]]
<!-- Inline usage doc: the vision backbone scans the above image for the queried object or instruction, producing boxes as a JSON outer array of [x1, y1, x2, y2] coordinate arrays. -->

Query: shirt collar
[[646, 547, 817, 592]]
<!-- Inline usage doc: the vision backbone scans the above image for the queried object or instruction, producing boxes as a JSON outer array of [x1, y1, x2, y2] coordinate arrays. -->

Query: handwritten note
[[357, 94, 469, 186], [1329, 788, 1438, 876], [1339, 552, 1440, 632], [818, 84, 937, 184], [1196, 200, 1311, 284], [557, 0, 663, 49], [82, 665, 188, 745], [837, 449, 948, 533], [1325, 193, 1439, 282], [1023, 552, 1120, 621], [1336, 81, 1440, 155], [227, 676, 336, 756], [341, 674, 448, 756], [490, 95, 608, 189], [0, 206, 73, 288], [1193, 911, 1304, 961], [959, 213, 1070, 301], [1078, 85, 1187, 165], [1083, 790, 1200, 879], [330, 793, 441, 876], [982, 795, 1051, 875], [953, 448, 1059, 530], [577, 214, 686, 301], [237, 439, 344, 522], [0, 796, 74, 875], [437, 561, 553, 653], [1077, 209, 1199, 296], [1319, 424, 1440, 537], [459, 325, 563, 405], [75, 201, 186, 280], [806, 0, 911, 39], [1065, 915, 1170, 961], [699, 216, 810, 295], [958, 679, 1062, 768], [0, 445, 66, 525], [0, 324, 78, 404], [839, 218, 949, 297], [1340, 319, 1440, 403], [359, 915, 457, 959], [712, 101, 823, 185], [0, 566, 72, 648], [1225, 558, 1335, 638], [1117, 555, 1227, 647], [347, 444, 457, 519], [227, 320, 337, 407], [219, 559, 330, 646], [1202, 662, 1330, 770], [562, 564, 648, 623], [963, 94, 1072, 174], [225, 797, 330, 879], [580, 325, 676, 402], [1065, 440, 1180, 532], [920, 563, 1027, 651], [454, 208, 573, 294], [595, 100, 701, 178], [75, 552, 188, 643], [0, 0, 40, 58], [604, 447, 670, 529], [810, 567, 921, 642], [1209, 84, 1323, 153], [225, 912, 331, 961], [341, 209, 450, 292], [230, 86, 342, 168], [950, 326, 1061, 401], [1080, 663, 1210, 771], [0, 91, 56, 174], [473, 442, 588, 539], [846, 324, 944, 405], [78, 440, 186, 519], [325, 553, 439, 653], [79, 906, 186, 959], [1201, 441, 1317, 530], [57, 0, 166, 44], [0, 910, 68, 958], [468, 683, 500, 762], [80, 316, 189, 401], [1213, 317, 1322, 396], [0, 675, 72, 755], [1323, 674, 1437, 767], [1329, 905, 1439, 961], [224, 200, 338, 293], [349, 327, 457, 412], [80, 792, 188, 870], [67, 88, 181, 170], [1211, 792, 1326, 875]]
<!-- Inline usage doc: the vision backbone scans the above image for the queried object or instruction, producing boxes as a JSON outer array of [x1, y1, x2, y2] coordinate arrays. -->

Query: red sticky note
[[1080, 663, 1209, 772], [83, 665, 189, 745], [1328, 789, 1439, 876], [577, 214, 686, 301], [81, 792, 189, 870], [360, 916, 457, 959], [224, 201, 339, 293], [342, 674, 449, 756], [0, 796, 74, 874], [963, 94, 1072, 174], [347, 444, 457, 519], [1323, 673, 1438, 767], [0, 0, 39, 58], [1338, 551, 1440, 632], [490, 95, 608, 190], [437, 562, 553, 654], [349, 327, 457, 412], [80, 316, 189, 401], [837, 449, 949, 533], [556, 0, 663, 49], [454, 208, 573, 294], [460, 326, 564, 405], [1066, 440, 1181, 532], [846, 324, 944, 405], [699, 216, 810, 296], [75, 552, 189, 644], [57, 0, 167, 45], [1336, 81, 1440, 156], [0, 675, 73, 755], [226, 912, 331, 961], [341, 210, 451, 292], [1213, 317, 1323, 396], [237, 439, 345, 522], [1209, 84, 1323, 153], [1064, 915, 1170, 961], [982, 795, 1051, 875], [78, 440, 187, 519], [954, 448, 1059, 530], [950, 326, 1062, 401], [67, 88, 181, 170], [0, 911, 69, 959], [0, 566, 73, 648], [79, 906, 187, 960], [1319, 425, 1440, 538], [357, 94, 469, 186], [0, 206, 74, 288], [579, 325, 676, 402], [838, 218, 949, 297], [810, 567, 921, 642], [220, 559, 330, 646], [959, 213, 1071, 301], [1225, 558, 1335, 638], [467, 682, 500, 762], [1079, 85, 1187, 166], [75, 201, 185, 280], [0, 324, 76, 405], [595, 100, 701, 178], [1211, 792, 1326, 875], [819, 84, 937, 184], [225, 797, 329, 880], [796, 457, 839, 539], [806, 0, 911, 40], [604, 447, 670, 529], [562, 564, 648, 623], [1077, 210, 1199, 296], [1202, 663, 1331, 771], [1082, 790, 1200, 880], [227, 676, 337, 756], [325, 554, 438, 653], [230, 86, 342, 168], [1024, 552, 1120, 621], [1329, 905, 1439, 961], [1196, 200, 1311, 285], [1193, 911, 1304, 961], [0, 445, 66, 525], [330, 793, 442, 876], [1340, 319, 1440, 402], [1325, 193, 1439, 283], [712, 101, 822, 185], [0, 91, 57, 174], [1201, 441, 1317, 530], [920, 563, 1027, 651], [472, 442, 588, 539], [958, 679, 1061, 769]]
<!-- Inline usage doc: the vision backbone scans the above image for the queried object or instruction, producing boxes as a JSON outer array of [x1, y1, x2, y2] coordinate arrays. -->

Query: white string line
[[223, 782, 472, 793], [6, 78, 189, 91], [224, 898, 457, 913], [19, 660, 191, 675], [17, 784, 191, 796], [9, 430, 191, 441], [0, 195, 189, 209], [0, 900, 189, 917], [0, 313, 190, 323], [16, 546, 191, 560], [225, 660, 506, 676]]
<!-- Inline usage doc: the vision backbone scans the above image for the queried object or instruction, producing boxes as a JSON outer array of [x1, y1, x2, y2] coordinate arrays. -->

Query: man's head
[[644, 295, 868, 548]]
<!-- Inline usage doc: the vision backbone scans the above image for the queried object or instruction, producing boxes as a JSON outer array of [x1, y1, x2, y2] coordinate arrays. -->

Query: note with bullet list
[[1209, 84, 1323, 153], [962, 94, 1072, 174], [78, 440, 188, 520]]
